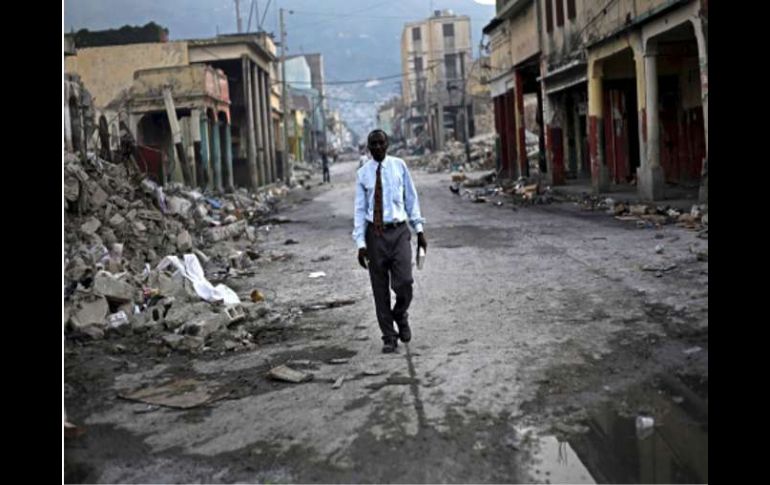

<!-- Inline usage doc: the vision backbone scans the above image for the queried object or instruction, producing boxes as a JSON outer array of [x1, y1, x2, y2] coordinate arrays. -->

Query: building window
[[414, 56, 423, 72], [567, 0, 576, 20], [545, 0, 554, 33], [444, 53, 458, 79], [412, 27, 421, 41], [442, 22, 454, 37], [556, 0, 564, 26]]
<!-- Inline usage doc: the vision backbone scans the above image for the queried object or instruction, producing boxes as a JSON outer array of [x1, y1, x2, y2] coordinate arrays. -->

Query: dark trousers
[[365, 223, 413, 341], [323, 165, 330, 183]]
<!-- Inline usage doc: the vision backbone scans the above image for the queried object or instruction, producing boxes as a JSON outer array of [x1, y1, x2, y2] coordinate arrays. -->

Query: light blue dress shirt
[[352, 155, 425, 249]]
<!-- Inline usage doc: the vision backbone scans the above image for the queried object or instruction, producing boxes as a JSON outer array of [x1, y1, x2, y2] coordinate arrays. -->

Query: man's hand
[[357, 248, 369, 269], [417, 232, 427, 253]]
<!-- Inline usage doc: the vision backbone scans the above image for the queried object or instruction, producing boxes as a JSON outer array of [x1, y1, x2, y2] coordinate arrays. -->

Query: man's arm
[[352, 171, 368, 249], [403, 163, 425, 234]]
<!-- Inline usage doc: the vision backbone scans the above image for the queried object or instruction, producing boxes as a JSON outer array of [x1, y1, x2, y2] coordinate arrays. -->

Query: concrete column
[[199, 113, 210, 190], [541, 79, 555, 185], [64, 87, 74, 152], [252, 63, 265, 186], [639, 44, 665, 200], [573, 97, 585, 176], [514, 69, 527, 178], [242, 56, 259, 190], [693, 17, 708, 204], [211, 116, 223, 192], [224, 122, 234, 191], [588, 59, 610, 193], [260, 70, 274, 183]]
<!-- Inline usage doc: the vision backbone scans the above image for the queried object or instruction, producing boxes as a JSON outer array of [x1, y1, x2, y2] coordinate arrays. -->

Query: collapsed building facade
[[64, 31, 286, 191], [484, 0, 708, 203]]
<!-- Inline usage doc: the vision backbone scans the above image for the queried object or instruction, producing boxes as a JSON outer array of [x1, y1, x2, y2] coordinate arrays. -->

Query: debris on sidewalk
[[308, 271, 326, 279], [332, 375, 348, 389], [119, 378, 221, 409], [268, 365, 314, 383]]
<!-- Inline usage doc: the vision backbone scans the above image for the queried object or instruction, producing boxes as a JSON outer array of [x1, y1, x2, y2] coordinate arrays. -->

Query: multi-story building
[[401, 10, 474, 150]]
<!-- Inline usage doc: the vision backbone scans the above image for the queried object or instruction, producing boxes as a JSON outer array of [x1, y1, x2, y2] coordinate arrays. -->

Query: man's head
[[367, 129, 389, 162]]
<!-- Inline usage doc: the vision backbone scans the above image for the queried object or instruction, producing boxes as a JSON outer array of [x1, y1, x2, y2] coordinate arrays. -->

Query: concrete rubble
[[63, 150, 295, 350], [414, 133, 497, 173]]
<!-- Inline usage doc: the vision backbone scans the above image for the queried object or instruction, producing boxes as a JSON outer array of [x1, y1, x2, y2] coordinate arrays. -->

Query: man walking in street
[[353, 129, 427, 353], [322, 150, 331, 184]]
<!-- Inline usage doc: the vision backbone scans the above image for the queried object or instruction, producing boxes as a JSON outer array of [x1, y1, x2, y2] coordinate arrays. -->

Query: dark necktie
[[373, 162, 384, 236]]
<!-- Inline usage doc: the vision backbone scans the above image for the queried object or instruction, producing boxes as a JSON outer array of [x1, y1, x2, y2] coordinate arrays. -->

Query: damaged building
[[483, 0, 707, 203], [64, 29, 286, 191], [401, 10, 476, 151]]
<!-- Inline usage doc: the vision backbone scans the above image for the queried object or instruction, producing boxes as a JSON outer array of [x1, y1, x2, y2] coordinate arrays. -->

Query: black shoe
[[397, 322, 411, 343], [382, 338, 398, 353]]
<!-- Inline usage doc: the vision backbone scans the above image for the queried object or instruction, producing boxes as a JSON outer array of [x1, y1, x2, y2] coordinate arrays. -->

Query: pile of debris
[[561, 192, 709, 230], [449, 173, 556, 206], [63, 151, 292, 352], [415, 133, 496, 173]]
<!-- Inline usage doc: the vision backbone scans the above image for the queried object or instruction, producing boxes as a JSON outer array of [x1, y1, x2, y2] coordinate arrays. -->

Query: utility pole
[[280, 7, 291, 183], [235, 0, 243, 33], [460, 53, 471, 165]]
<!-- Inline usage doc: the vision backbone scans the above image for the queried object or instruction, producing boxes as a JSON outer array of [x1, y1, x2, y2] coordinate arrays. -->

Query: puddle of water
[[530, 376, 708, 483]]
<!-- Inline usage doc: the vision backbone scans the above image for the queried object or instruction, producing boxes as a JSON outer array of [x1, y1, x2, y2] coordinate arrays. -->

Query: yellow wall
[[64, 42, 189, 110], [510, 0, 539, 65]]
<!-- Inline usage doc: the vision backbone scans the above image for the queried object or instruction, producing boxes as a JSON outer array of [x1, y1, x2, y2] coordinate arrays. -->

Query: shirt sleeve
[[402, 162, 425, 233], [352, 169, 368, 248]]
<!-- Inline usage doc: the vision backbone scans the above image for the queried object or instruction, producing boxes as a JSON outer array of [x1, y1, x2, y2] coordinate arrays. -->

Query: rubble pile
[[415, 133, 497, 173], [449, 173, 556, 206], [561, 192, 709, 231], [63, 152, 293, 353]]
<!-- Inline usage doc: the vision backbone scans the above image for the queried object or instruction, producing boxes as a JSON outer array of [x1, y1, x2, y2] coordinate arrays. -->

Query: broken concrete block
[[177, 230, 193, 252], [99, 228, 118, 246], [125, 209, 138, 220], [93, 271, 135, 304], [90, 185, 109, 208], [79, 325, 105, 340], [164, 301, 211, 331], [109, 213, 126, 227], [138, 210, 163, 222], [70, 295, 109, 329], [205, 220, 247, 243], [167, 196, 193, 216], [80, 217, 102, 235], [268, 365, 313, 383], [182, 313, 227, 339], [162, 333, 185, 349], [64, 177, 80, 202], [133, 221, 147, 232]]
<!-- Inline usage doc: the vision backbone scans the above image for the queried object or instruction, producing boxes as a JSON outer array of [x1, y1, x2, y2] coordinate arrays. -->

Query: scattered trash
[[268, 365, 313, 383], [157, 254, 240, 305], [683, 346, 702, 355], [332, 375, 347, 389], [329, 358, 350, 365], [308, 272, 326, 279], [106, 311, 129, 329], [655, 244, 664, 254], [250, 289, 265, 302]]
